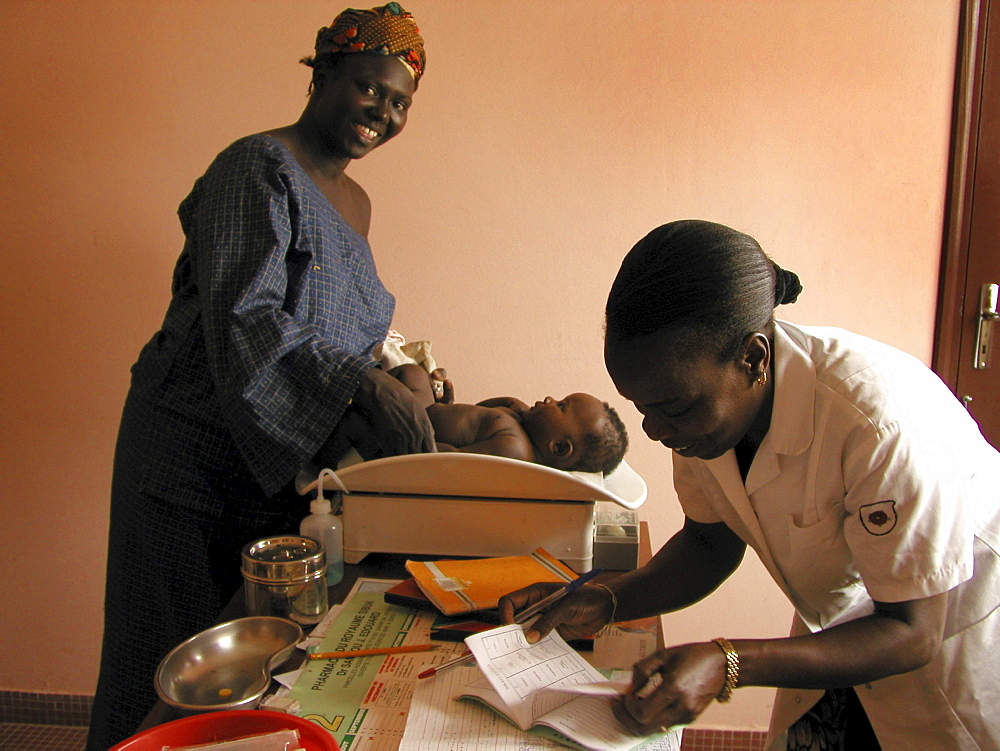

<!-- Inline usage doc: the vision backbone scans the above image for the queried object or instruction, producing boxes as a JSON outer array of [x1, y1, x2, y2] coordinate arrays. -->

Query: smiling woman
[[87, 5, 436, 751]]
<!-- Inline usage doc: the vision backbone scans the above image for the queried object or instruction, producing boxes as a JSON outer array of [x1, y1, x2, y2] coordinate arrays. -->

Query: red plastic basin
[[110, 709, 339, 750]]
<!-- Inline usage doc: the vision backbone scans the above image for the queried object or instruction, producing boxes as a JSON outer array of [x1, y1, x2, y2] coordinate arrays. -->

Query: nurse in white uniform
[[499, 220, 1000, 750]]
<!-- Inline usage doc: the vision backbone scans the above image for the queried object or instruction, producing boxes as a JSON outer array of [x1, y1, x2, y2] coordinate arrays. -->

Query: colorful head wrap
[[314, 3, 425, 82]]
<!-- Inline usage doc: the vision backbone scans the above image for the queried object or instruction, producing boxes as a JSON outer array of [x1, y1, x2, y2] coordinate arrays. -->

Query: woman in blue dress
[[88, 6, 433, 748]]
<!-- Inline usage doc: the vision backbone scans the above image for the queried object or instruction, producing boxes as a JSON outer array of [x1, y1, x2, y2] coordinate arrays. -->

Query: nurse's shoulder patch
[[860, 500, 897, 536]]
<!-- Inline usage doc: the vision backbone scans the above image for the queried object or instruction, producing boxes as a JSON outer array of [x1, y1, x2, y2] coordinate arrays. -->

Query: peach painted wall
[[0, 0, 959, 732]]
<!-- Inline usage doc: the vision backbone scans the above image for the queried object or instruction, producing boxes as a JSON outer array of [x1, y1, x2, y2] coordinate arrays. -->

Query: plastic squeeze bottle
[[300, 493, 344, 586]]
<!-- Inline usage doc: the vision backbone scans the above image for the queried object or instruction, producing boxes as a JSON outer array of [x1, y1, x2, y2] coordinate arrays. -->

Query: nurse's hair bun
[[772, 263, 802, 307]]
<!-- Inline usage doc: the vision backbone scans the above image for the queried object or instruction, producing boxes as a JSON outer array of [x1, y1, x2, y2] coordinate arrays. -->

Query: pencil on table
[[308, 644, 438, 660]]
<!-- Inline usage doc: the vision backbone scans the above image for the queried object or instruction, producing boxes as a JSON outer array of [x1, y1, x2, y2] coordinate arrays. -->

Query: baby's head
[[521, 393, 629, 475]]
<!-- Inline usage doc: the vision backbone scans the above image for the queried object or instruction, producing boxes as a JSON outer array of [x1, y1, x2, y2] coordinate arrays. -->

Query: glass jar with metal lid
[[241, 536, 329, 625]]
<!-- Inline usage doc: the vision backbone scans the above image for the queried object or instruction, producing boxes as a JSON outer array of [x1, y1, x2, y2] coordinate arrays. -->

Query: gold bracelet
[[591, 582, 618, 635], [712, 637, 739, 703]]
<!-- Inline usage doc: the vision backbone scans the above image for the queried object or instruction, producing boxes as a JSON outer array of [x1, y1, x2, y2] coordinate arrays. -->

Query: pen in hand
[[513, 567, 603, 624], [418, 568, 605, 680]]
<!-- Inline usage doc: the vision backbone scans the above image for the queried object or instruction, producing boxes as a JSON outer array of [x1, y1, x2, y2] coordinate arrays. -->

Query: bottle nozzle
[[310, 497, 332, 514]]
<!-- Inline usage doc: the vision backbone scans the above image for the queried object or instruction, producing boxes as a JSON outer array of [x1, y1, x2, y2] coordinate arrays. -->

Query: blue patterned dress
[[88, 135, 394, 749]]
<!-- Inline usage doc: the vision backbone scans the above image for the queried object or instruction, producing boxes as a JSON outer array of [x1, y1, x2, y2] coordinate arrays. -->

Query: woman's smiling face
[[605, 328, 769, 460], [310, 53, 415, 160]]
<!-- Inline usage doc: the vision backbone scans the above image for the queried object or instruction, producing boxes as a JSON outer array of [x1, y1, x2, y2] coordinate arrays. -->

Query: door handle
[[974, 283, 999, 369]]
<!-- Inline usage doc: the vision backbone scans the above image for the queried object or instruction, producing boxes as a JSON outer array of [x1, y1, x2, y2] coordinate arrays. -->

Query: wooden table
[[136, 552, 413, 731], [137, 525, 652, 733]]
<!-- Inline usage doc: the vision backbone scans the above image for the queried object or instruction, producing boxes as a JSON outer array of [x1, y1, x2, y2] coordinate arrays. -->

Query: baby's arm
[[476, 396, 529, 419]]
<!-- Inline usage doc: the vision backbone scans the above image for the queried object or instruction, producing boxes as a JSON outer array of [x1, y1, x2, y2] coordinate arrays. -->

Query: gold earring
[[756, 370, 768, 387]]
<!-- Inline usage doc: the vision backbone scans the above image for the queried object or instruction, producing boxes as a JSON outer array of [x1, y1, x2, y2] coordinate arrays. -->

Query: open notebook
[[460, 624, 682, 751]]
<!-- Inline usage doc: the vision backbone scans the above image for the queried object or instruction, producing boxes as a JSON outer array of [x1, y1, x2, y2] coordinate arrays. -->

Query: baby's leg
[[387, 363, 436, 408]]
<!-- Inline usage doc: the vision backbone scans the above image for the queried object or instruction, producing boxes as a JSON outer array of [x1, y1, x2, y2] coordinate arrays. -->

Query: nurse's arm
[[735, 591, 948, 689], [504, 517, 747, 642], [603, 517, 748, 622]]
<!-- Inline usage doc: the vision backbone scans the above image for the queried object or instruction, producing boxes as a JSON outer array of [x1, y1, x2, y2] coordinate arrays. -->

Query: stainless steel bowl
[[155, 616, 303, 714]]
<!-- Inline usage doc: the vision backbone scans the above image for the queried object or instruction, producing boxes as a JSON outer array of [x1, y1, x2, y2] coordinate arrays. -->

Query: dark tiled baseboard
[[0, 691, 92, 727], [682, 728, 770, 750], [0, 722, 88, 751]]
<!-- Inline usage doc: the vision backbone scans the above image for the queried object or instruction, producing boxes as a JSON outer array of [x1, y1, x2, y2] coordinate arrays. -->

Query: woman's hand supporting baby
[[351, 366, 437, 456]]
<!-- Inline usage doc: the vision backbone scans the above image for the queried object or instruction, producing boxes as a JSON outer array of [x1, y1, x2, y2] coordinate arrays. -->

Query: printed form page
[[399, 664, 682, 751], [464, 625, 683, 751], [398, 663, 567, 751], [466, 624, 606, 728]]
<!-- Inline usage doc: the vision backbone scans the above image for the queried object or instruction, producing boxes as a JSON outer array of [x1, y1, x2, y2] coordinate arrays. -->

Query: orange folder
[[405, 548, 577, 616]]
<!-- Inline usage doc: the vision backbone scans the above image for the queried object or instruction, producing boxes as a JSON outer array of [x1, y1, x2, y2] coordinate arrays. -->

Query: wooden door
[[935, 0, 1000, 449]]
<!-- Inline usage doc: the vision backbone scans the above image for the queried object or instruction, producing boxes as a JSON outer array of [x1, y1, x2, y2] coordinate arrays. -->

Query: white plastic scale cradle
[[298, 453, 647, 573]]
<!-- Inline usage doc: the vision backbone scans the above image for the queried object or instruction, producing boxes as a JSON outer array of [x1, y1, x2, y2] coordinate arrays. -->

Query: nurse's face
[[605, 329, 770, 460]]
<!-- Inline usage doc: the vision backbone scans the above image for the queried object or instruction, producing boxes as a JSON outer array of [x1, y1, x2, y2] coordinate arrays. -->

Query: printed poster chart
[[288, 589, 465, 751]]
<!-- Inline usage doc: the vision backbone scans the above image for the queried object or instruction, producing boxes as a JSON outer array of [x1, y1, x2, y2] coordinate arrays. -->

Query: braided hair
[[605, 220, 801, 360]]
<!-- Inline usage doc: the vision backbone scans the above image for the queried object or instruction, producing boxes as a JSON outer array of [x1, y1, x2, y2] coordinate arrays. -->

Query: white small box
[[593, 504, 640, 571]]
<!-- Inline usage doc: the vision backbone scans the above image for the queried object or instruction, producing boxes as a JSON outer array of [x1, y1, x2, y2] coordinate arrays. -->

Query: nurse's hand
[[498, 583, 616, 644], [353, 367, 437, 455], [612, 642, 727, 734]]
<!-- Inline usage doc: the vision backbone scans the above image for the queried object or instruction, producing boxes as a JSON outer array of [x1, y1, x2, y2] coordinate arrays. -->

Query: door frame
[[934, 0, 989, 385]]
